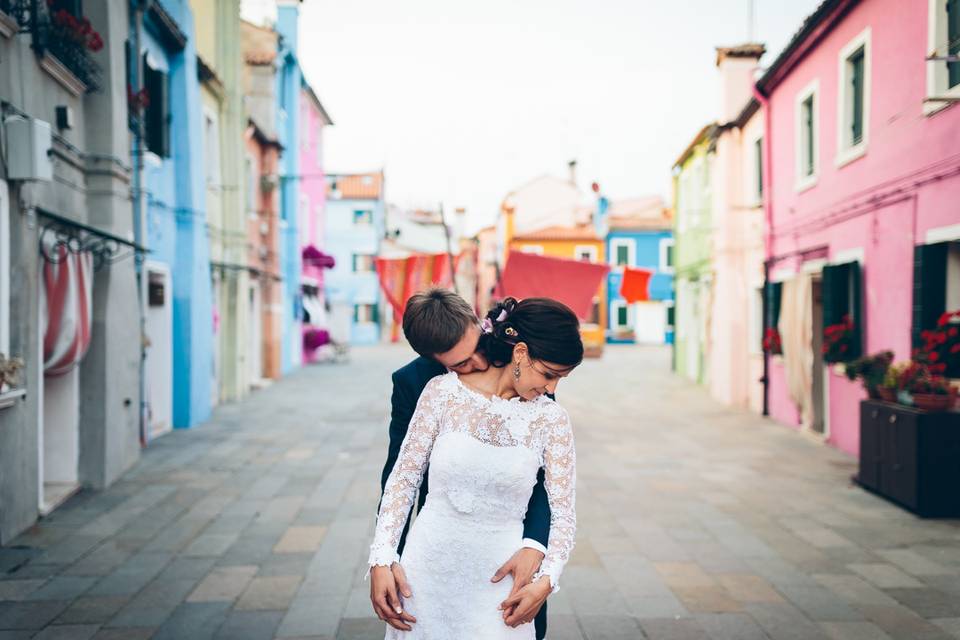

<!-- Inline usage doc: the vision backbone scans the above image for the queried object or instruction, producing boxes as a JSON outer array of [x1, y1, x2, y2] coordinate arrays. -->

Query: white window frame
[[750, 135, 764, 206], [926, 0, 960, 115], [659, 238, 675, 274], [835, 27, 871, 168], [203, 107, 221, 188], [610, 300, 631, 330], [574, 245, 597, 262], [0, 181, 9, 358], [610, 238, 634, 268], [520, 245, 543, 255], [794, 78, 820, 193]]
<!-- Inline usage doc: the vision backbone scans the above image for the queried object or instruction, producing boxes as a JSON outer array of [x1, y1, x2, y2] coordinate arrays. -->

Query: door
[[811, 278, 826, 435], [248, 282, 263, 384], [634, 302, 666, 344], [145, 263, 172, 440]]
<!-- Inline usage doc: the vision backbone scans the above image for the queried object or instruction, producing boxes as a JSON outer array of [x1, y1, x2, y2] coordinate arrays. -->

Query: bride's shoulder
[[535, 396, 570, 423]]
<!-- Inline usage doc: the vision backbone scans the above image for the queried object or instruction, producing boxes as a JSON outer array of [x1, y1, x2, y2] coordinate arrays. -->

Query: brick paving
[[2, 344, 960, 639]]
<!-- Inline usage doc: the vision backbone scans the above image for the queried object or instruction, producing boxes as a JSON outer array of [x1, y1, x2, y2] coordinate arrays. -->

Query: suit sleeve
[[380, 370, 417, 497], [522, 467, 551, 548]]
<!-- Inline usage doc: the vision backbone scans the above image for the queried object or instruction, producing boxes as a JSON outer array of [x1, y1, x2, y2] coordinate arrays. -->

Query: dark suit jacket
[[379, 356, 551, 639]]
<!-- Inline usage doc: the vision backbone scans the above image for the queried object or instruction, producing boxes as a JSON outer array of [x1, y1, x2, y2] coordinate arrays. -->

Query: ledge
[[39, 53, 88, 98], [0, 388, 26, 411]]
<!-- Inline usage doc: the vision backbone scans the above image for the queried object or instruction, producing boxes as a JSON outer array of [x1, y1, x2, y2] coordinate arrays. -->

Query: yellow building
[[507, 224, 607, 357]]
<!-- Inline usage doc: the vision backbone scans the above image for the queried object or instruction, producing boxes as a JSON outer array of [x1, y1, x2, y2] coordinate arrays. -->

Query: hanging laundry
[[620, 267, 653, 303], [494, 251, 609, 321]]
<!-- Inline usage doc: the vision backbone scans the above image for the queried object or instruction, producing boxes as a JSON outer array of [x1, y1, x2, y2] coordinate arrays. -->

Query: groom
[[372, 288, 552, 638]]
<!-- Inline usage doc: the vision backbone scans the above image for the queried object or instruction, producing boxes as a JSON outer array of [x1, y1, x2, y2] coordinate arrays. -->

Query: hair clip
[[505, 327, 518, 337]]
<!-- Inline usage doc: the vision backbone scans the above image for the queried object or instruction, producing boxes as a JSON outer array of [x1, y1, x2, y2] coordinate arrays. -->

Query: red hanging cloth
[[620, 267, 653, 303], [41, 241, 94, 376], [494, 251, 609, 321]]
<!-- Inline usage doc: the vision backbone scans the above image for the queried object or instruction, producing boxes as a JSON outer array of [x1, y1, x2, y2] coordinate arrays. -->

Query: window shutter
[[157, 68, 170, 158], [372, 303, 380, 324], [851, 50, 864, 145], [912, 242, 949, 348], [848, 260, 863, 359], [764, 281, 782, 329], [949, 0, 960, 89], [353, 305, 359, 323]]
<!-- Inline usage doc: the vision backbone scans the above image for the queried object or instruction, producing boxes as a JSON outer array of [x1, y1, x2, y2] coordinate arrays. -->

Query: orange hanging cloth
[[620, 267, 652, 303]]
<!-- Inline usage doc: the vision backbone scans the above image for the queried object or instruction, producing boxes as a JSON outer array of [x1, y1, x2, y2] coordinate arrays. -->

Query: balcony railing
[[5, 0, 102, 92]]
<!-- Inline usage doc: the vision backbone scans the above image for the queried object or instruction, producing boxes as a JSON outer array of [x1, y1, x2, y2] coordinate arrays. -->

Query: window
[[753, 136, 764, 203], [763, 281, 783, 351], [836, 28, 871, 166], [822, 260, 863, 359], [575, 245, 597, 262], [352, 254, 375, 272], [659, 238, 675, 274], [610, 239, 634, 267], [520, 245, 543, 255], [951, 0, 960, 89], [585, 297, 600, 326], [353, 209, 373, 225], [143, 53, 170, 158], [665, 301, 675, 331], [926, 0, 960, 113], [204, 109, 220, 186], [913, 239, 960, 375], [354, 303, 379, 324], [611, 301, 630, 329], [794, 79, 819, 190]]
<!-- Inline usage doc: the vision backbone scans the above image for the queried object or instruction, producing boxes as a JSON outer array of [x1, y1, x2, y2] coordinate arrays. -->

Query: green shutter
[[822, 261, 863, 359], [764, 281, 782, 329], [912, 242, 949, 348], [755, 137, 764, 199], [617, 305, 628, 326], [372, 303, 379, 324], [850, 49, 864, 145], [617, 245, 629, 266], [353, 304, 359, 323], [949, 0, 960, 88], [803, 97, 814, 176], [848, 261, 863, 359]]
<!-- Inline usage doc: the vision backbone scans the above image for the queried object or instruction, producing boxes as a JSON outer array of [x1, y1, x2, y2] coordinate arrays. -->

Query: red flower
[[951, 344, 960, 354], [929, 351, 940, 362], [938, 312, 952, 327]]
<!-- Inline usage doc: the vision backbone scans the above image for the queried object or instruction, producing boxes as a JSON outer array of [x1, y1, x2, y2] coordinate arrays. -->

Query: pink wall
[[299, 90, 329, 284], [765, 0, 960, 456]]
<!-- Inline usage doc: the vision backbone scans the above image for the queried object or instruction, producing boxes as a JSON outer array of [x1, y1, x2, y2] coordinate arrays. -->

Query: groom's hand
[[370, 563, 416, 631], [499, 577, 552, 627], [490, 547, 544, 600]]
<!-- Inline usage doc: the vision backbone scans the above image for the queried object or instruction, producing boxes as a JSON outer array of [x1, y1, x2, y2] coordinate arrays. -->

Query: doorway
[[144, 263, 172, 440], [810, 277, 827, 435], [248, 281, 263, 385]]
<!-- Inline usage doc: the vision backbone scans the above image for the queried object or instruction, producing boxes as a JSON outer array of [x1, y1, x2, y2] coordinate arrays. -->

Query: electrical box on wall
[[3, 115, 53, 182]]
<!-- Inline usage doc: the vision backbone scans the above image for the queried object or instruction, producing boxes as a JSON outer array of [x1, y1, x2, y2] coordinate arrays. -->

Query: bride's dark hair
[[478, 297, 583, 369]]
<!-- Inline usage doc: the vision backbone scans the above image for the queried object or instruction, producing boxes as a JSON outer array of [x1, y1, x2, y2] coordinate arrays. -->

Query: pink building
[[757, 0, 960, 455], [299, 84, 334, 363]]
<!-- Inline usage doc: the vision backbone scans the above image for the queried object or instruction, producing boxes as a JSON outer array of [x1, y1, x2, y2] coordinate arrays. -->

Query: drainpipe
[[753, 84, 773, 417], [131, 0, 151, 445]]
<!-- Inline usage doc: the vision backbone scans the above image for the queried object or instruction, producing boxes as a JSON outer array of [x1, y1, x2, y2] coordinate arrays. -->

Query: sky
[[247, 0, 822, 234]]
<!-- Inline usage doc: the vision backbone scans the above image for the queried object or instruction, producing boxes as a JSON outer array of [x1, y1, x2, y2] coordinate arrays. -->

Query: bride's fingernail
[[395, 607, 402, 614]]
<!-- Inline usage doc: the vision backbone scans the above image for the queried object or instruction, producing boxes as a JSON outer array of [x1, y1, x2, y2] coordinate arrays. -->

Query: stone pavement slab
[[0, 345, 958, 639]]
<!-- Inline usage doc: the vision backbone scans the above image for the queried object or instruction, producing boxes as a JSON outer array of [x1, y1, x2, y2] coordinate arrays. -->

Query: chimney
[[567, 159, 577, 186], [715, 43, 765, 124]]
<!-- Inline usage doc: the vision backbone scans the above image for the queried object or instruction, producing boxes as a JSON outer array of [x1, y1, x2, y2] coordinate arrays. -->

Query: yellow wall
[[508, 239, 607, 353]]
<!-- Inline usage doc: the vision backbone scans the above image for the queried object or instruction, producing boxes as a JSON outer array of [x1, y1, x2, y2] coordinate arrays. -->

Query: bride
[[368, 297, 580, 638]]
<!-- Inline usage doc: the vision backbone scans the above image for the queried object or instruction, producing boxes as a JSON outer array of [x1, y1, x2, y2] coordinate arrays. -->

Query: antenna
[[747, 0, 756, 42]]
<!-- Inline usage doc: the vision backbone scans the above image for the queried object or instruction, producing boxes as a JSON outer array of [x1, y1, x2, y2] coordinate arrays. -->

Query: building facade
[[602, 197, 675, 345], [708, 45, 767, 412], [324, 173, 385, 345], [672, 126, 717, 384], [758, 0, 960, 455], [0, 0, 141, 542]]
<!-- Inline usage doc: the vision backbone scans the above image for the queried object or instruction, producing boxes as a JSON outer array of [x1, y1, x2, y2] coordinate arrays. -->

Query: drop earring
[[513, 362, 521, 380]]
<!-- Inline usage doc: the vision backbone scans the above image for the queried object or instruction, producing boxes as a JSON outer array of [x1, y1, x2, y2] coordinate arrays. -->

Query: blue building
[[600, 197, 675, 345], [324, 173, 385, 345], [135, 0, 214, 434], [275, 1, 303, 373]]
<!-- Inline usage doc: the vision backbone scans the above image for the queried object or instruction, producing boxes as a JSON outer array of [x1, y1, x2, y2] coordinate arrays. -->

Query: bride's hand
[[490, 547, 544, 600], [370, 563, 417, 631], [498, 576, 552, 627]]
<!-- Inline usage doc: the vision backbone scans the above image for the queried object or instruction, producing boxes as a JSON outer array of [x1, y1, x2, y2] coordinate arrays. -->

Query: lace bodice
[[370, 372, 577, 589]]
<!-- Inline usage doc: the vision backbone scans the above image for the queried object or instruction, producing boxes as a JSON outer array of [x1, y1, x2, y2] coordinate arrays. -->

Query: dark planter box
[[857, 400, 960, 517]]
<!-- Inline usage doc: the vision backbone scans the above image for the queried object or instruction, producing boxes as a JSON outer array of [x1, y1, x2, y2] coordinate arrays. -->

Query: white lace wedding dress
[[369, 372, 577, 639]]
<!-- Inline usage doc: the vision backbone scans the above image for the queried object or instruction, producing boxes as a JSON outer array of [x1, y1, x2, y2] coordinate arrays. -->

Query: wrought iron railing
[[6, 0, 102, 92]]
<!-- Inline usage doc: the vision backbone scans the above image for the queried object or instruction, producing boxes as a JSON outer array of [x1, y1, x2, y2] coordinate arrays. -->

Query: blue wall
[[606, 230, 675, 344], [325, 196, 383, 345], [276, 5, 302, 373], [141, 1, 213, 428]]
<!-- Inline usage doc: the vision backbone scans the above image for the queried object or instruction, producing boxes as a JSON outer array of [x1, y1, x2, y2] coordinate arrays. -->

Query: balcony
[[5, 0, 102, 94]]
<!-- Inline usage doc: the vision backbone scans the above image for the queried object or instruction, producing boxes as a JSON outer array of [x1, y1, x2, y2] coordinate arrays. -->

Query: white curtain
[[778, 274, 813, 428]]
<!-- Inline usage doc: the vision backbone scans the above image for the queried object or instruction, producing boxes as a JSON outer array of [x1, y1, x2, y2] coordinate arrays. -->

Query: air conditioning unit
[[4, 115, 53, 182]]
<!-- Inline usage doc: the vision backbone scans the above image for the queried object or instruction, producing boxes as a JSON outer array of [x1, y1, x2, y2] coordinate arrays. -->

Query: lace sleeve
[[533, 405, 576, 592], [368, 375, 446, 568]]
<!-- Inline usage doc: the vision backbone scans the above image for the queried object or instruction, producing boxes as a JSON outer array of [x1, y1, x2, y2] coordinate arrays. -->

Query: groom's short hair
[[403, 287, 477, 357]]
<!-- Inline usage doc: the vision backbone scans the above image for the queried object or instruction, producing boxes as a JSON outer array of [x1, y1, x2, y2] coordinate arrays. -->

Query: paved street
[[2, 344, 960, 640]]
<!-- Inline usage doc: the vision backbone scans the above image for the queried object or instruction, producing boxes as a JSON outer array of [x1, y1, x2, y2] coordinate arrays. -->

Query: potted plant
[[909, 374, 958, 412], [823, 314, 857, 363], [0, 354, 24, 393], [844, 350, 894, 399], [914, 310, 960, 379], [762, 327, 783, 355]]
